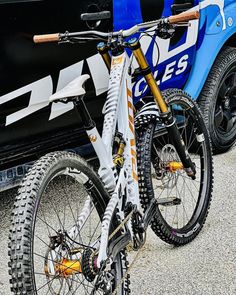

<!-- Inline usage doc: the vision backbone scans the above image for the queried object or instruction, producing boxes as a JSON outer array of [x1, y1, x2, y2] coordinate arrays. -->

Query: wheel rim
[[152, 100, 208, 232], [215, 67, 236, 137]]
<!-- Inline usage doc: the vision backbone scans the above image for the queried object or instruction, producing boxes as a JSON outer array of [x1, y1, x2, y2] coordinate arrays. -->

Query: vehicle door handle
[[81, 11, 111, 22], [171, 3, 193, 15]]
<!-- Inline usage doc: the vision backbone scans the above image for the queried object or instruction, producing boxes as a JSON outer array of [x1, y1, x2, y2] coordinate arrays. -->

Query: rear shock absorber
[[113, 132, 126, 169]]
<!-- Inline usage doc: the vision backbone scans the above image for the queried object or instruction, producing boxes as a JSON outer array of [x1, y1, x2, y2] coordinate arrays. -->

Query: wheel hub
[[224, 97, 230, 109], [54, 258, 82, 277], [166, 161, 184, 172], [153, 144, 182, 189], [44, 233, 99, 281]]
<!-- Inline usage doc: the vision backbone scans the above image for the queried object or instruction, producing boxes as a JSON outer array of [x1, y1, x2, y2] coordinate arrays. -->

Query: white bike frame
[[85, 51, 140, 266]]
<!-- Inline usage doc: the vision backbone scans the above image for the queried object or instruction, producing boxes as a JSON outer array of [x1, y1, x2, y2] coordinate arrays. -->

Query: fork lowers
[[160, 111, 196, 179], [128, 38, 196, 179]]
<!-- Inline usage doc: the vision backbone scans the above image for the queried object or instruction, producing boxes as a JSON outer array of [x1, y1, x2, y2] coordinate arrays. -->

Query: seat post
[[74, 96, 95, 130]]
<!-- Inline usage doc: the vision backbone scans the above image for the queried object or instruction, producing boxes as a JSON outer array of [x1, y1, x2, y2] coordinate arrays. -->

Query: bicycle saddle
[[49, 74, 90, 102]]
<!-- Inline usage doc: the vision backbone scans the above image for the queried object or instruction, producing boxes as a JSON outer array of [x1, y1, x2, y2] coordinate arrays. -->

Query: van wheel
[[198, 46, 236, 153]]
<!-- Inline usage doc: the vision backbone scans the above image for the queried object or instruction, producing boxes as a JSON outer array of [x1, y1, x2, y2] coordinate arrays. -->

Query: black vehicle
[[0, 0, 114, 190], [1, 0, 236, 191]]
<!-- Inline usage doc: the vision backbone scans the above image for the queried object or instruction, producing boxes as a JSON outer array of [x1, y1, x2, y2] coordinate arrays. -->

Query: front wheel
[[136, 89, 213, 245], [8, 151, 129, 295]]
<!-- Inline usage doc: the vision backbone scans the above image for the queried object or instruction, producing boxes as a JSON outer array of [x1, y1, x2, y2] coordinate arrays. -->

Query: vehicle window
[[140, 0, 164, 22], [0, 0, 43, 3]]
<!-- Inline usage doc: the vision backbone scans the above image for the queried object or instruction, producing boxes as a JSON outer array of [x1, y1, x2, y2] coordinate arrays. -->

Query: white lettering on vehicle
[[134, 54, 189, 97], [0, 54, 109, 125], [176, 54, 189, 75], [0, 76, 53, 126], [162, 61, 177, 82]]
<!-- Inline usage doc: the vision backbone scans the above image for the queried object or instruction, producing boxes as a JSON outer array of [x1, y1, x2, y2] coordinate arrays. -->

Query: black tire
[[198, 46, 236, 153], [9, 151, 129, 295], [137, 89, 213, 246]]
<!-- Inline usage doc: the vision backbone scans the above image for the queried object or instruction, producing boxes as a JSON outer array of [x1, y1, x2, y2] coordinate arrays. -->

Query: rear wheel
[[137, 89, 213, 245], [9, 151, 129, 294]]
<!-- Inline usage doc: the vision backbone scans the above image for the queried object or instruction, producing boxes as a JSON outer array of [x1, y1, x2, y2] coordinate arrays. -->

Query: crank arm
[[157, 197, 181, 207], [143, 198, 158, 231]]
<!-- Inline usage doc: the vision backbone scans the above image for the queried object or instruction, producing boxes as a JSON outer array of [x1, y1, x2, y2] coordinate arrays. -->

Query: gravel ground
[[0, 146, 236, 294]]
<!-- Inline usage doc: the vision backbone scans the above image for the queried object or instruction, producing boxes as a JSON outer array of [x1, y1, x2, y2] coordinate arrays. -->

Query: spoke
[[45, 287, 51, 295], [79, 205, 95, 233], [189, 144, 201, 162], [62, 179, 85, 245], [219, 81, 228, 99], [175, 173, 189, 226], [223, 109, 234, 132], [48, 188, 65, 233], [229, 72, 236, 90], [215, 106, 224, 128], [36, 213, 58, 236], [180, 174, 200, 184], [186, 121, 194, 151], [34, 235, 66, 261], [152, 143, 160, 158], [36, 273, 59, 293], [88, 221, 101, 245], [62, 176, 68, 233], [181, 175, 197, 204], [62, 278, 67, 295], [182, 172, 186, 227], [180, 177, 191, 224], [71, 275, 96, 294], [183, 110, 189, 146]]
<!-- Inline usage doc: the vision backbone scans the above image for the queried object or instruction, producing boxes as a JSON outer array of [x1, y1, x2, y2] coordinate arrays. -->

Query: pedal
[[157, 197, 181, 207]]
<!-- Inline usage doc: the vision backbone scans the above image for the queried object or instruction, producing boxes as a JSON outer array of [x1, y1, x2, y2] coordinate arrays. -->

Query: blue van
[[0, 0, 236, 190]]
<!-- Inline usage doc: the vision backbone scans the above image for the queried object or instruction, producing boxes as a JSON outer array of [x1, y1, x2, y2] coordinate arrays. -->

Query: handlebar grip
[[168, 11, 199, 24], [33, 33, 60, 43]]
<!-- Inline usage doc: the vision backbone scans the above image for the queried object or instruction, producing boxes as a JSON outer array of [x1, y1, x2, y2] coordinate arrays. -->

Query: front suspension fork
[[129, 38, 196, 179]]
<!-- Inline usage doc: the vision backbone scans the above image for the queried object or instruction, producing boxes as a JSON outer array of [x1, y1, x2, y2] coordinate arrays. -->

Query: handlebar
[[168, 10, 199, 24], [34, 33, 60, 43], [33, 10, 199, 44]]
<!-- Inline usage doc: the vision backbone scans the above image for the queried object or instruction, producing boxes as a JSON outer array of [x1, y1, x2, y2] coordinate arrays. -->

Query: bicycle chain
[[111, 245, 144, 295], [92, 209, 145, 294], [108, 210, 134, 241]]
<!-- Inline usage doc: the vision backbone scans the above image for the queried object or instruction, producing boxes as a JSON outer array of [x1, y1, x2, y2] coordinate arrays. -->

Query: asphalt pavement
[[0, 146, 235, 294]]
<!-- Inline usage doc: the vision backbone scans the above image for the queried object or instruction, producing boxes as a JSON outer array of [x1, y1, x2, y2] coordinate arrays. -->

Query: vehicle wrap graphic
[[0, 0, 234, 124], [185, 0, 236, 99], [114, 0, 199, 103], [0, 55, 109, 125]]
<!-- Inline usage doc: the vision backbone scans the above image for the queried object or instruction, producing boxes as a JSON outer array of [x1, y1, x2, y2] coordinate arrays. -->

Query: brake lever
[[156, 23, 175, 39]]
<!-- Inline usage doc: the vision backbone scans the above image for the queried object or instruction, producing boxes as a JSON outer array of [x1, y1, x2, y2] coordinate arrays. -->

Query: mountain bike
[[9, 10, 213, 295]]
